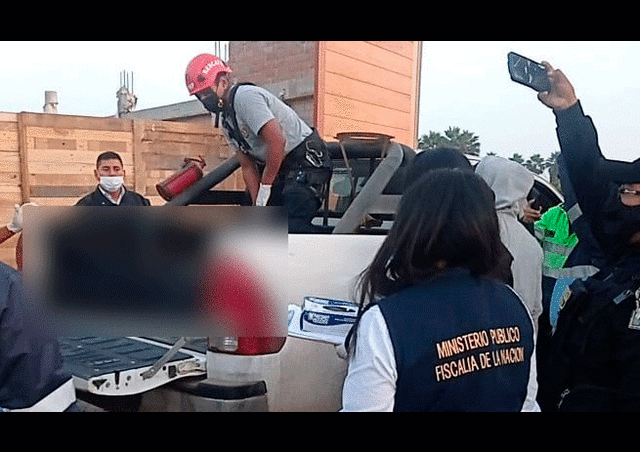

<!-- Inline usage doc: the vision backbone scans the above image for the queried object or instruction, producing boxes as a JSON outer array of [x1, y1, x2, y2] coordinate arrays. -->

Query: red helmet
[[185, 54, 232, 96]]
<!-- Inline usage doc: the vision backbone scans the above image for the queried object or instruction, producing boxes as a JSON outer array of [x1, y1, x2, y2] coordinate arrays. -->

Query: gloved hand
[[6, 202, 38, 233], [255, 184, 272, 206]]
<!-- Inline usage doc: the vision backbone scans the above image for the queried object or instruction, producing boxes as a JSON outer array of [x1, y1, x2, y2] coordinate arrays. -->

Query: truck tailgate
[[60, 337, 206, 396]]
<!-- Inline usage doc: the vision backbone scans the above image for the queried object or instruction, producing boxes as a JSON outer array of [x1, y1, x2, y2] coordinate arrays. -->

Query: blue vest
[[377, 270, 535, 411]]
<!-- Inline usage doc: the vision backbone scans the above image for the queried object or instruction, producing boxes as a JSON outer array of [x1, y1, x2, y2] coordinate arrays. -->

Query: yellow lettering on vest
[[489, 327, 521, 345], [434, 355, 480, 382], [434, 328, 525, 382], [435, 330, 490, 359]]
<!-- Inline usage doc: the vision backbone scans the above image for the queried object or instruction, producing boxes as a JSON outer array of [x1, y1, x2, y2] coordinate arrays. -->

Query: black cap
[[597, 157, 640, 184]]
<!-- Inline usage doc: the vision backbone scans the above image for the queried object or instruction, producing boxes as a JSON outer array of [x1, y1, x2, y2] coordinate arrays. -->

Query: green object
[[534, 205, 579, 271]]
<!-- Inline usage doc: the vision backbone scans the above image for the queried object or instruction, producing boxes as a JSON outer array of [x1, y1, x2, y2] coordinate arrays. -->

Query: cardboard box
[[300, 297, 358, 337]]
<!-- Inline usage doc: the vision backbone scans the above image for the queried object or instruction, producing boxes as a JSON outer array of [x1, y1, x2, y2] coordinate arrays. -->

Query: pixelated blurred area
[[22, 206, 288, 337]]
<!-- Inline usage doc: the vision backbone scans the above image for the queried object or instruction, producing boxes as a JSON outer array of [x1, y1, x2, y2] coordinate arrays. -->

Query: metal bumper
[[139, 377, 269, 412]]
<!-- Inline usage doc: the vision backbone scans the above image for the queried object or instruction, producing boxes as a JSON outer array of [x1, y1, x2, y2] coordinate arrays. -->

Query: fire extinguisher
[[156, 156, 206, 201]]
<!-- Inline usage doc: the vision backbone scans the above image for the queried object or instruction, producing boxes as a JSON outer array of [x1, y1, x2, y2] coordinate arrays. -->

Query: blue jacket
[[536, 102, 640, 411], [554, 102, 627, 259], [539, 251, 640, 411], [0, 262, 75, 411]]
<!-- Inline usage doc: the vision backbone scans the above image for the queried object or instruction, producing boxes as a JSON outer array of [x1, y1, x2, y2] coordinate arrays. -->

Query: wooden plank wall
[[0, 111, 243, 269], [316, 41, 422, 148]]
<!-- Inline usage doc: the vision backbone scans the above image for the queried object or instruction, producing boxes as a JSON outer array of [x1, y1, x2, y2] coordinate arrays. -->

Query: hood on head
[[475, 155, 534, 211]]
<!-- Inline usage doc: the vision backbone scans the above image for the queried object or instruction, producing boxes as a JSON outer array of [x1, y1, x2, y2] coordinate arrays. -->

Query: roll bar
[[332, 141, 405, 234], [165, 137, 410, 236]]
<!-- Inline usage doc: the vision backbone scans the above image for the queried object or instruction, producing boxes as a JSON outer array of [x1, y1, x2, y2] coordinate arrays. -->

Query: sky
[[420, 41, 640, 162], [2, 41, 640, 163], [0, 41, 225, 116]]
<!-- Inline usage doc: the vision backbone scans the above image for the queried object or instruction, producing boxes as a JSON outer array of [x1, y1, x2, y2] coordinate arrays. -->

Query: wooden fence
[[0, 111, 243, 268]]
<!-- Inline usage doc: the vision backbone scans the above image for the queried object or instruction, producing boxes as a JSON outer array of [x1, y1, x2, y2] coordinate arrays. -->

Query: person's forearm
[[555, 102, 605, 193], [554, 101, 612, 253], [261, 152, 284, 186], [258, 119, 286, 186], [255, 149, 282, 206], [244, 171, 260, 202], [237, 151, 261, 202]]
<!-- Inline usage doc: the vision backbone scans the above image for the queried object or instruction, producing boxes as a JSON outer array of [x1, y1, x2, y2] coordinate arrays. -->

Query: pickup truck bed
[[59, 134, 562, 411], [59, 134, 410, 411]]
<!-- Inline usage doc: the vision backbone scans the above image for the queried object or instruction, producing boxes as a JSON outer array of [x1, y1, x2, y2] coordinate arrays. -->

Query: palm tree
[[523, 153, 546, 175], [508, 151, 560, 176], [417, 131, 446, 151], [418, 127, 481, 155], [509, 153, 523, 164], [443, 127, 480, 156]]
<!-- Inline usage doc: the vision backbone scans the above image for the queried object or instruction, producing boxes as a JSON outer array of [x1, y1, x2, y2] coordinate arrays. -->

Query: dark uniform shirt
[[539, 252, 640, 411], [537, 102, 640, 411], [0, 262, 75, 410], [75, 187, 150, 206]]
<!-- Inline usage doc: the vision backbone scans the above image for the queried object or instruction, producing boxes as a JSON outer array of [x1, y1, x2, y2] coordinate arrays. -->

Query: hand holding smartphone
[[507, 52, 551, 92], [521, 198, 542, 224]]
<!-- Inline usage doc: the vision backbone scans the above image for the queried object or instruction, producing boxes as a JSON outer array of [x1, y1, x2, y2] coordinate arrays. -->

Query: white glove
[[255, 184, 272, 206], [6, 202, 37, 233]]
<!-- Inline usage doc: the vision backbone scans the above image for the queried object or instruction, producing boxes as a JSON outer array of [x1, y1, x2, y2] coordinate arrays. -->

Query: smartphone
[[507, 52, 551, 92], [529, 198, 540, 211]]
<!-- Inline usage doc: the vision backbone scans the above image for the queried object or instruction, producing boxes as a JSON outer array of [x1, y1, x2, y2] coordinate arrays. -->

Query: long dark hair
[[347, 169, 504, 354]]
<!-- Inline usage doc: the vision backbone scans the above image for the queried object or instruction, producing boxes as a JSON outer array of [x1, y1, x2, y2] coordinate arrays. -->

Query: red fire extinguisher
[[156, 156, 206, 201]]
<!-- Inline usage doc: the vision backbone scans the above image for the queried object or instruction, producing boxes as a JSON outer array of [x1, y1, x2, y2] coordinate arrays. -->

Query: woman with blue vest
[[342, 169, 539, 411]]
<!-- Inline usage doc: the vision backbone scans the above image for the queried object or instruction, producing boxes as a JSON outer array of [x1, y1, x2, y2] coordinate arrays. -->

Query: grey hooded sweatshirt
[[476, 156, 543, 333]]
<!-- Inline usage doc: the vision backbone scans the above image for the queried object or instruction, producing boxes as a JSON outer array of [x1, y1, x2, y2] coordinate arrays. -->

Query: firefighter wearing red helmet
[[185, 54, 233, 99], [186, 53, 332, 233]]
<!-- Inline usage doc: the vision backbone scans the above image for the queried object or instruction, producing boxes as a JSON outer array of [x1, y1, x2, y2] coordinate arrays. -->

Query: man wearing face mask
[[185, 54, 332, 233], [75, 151, 150, 206], [534, 61, 640, 411]]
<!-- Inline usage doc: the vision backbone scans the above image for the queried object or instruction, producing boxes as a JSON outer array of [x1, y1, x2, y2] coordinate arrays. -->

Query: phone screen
[[508, 52, 550, 92]]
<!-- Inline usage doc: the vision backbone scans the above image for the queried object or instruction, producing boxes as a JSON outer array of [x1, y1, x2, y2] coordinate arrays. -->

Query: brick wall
[[228, 41, 317, 127]]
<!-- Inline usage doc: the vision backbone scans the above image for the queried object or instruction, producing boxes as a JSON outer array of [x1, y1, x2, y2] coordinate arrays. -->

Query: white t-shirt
[[341, 305, 397, 412], [222, 84, 312, 163]]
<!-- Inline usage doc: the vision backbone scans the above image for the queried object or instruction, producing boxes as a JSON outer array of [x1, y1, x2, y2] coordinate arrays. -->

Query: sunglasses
[[619, 187, 640, 196]]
